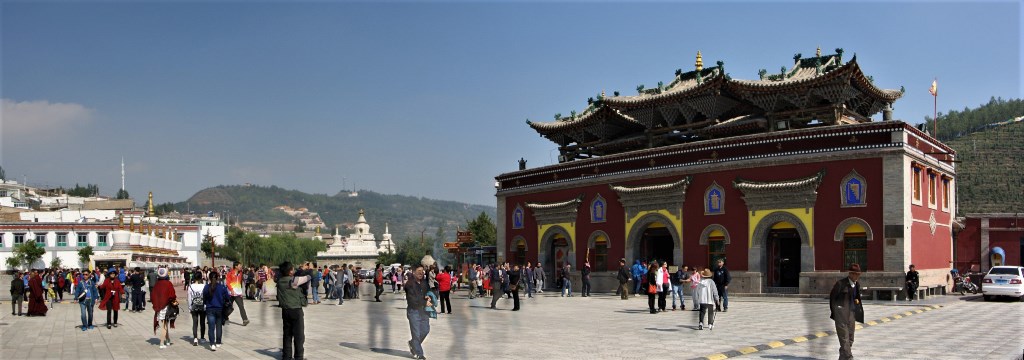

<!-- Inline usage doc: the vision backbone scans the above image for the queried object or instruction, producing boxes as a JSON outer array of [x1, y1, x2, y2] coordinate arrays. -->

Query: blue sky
[[2, 1, 1020, 207]]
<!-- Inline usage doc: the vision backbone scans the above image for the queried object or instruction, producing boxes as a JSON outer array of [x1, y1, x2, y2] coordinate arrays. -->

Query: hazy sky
[[2, 1, 1020, 206]]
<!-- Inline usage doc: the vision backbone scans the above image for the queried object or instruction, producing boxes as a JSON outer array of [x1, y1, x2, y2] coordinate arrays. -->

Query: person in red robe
[[151, 267, 178, 348], [98, 270, 123, 329], [26, 270, 47, 316]]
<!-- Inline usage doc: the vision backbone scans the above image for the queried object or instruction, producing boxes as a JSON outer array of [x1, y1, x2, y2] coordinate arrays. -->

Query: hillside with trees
[[924, 97, 1024, 214], [923, 97, 1024, 142], [946, 120, 1024, 214], [175, 185, 496, 244]]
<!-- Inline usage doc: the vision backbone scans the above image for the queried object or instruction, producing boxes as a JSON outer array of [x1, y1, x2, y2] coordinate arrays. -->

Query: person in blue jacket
[[74, 273, 99, 330], [203, 272, 232, 351]]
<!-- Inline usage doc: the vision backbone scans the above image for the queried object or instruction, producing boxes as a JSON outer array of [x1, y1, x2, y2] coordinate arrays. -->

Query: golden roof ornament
[[148, 191, 154, 217], [129, 217, 135, 232], [118, 213, 124, 229], [695, 50, 703, 72]]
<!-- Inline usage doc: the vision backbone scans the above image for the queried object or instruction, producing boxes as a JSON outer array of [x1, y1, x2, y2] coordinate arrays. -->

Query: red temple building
[[495, 48, 957, 295]]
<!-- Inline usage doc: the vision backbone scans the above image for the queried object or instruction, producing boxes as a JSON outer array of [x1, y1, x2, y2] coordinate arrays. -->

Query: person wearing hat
[[616, 259, 630, 300], [694, 268, 720, 330], [98, 269, 124, 328], [829, 263, 865, 360], [151, 267, 178, 348]]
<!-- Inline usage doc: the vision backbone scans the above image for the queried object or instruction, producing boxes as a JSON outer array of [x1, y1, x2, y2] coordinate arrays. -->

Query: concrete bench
[[863, 286, 902, 301]]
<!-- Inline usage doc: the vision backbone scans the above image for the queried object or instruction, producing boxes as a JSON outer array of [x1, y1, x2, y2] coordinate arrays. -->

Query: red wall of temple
[[955, 218, 982, 271], [504, 157, 891, 273], [955, 217, 1024, 270]]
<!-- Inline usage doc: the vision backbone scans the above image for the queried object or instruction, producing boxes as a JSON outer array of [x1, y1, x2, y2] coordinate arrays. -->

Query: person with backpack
[[187, 274, 207, 346], [151, 267, 178, 349], [373, 263, 385, 302], [203, 272, 231, 351]]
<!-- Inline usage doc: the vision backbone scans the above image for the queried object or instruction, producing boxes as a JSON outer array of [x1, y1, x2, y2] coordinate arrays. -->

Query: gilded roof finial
[[148, 191, 154, 217], [118, 213, 124, 229], [695, 50, 703, 72], [816, 46, 821, 57]]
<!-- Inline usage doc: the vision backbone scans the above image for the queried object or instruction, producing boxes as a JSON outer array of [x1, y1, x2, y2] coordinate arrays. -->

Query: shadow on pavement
[[643, 327, 681, 332], [760, 355, 823, 360], [254, 348, 282, 358], [370, 347, 411, 357]]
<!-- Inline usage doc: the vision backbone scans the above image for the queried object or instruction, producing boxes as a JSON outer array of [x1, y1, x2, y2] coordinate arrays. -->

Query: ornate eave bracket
[[734, 169, 825, 213], [610, 176, 692, 220], [526, 194, 585, 225]]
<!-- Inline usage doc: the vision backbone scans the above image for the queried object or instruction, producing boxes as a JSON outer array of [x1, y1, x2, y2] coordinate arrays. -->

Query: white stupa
[[316, 209, 394, 269]]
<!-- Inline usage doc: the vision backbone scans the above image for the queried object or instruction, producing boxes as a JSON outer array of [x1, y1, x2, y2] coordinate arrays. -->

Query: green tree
[[78, 246, 94, 268], [50, 257, 63, 269], [116, 188, 130, 199], [5, 255, 23, 271], [0, 165, 5, 181], [466, 212, 497, 246], [65, 183, 100, 197], [14, 241, 46, 269]]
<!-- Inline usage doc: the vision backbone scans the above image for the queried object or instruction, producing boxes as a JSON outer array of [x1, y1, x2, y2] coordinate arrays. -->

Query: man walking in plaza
[[374, 263, 385, 302], [616, 259, 630, 300], [525, 261, 535, 298], [829, 263, 864, 360], [671, 265, 686, 310], [226, 261, 250, 326], [712, 259, 731, 312], [10, 271, 25, 316], [561, 263, 573, 297], [467, 263, 478, 299], [131, 268, 146, 312], [277, 261, 310, 360], [631, 260, 645, 296], [489, 263, 502, 309], [534, 264, 545, 293], [147, 268, 157, 308], [405, 264, 431, 360], [581, 261, 592, 297]]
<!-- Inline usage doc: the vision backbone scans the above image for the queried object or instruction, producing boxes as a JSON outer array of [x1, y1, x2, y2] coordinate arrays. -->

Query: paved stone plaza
[[1, 284, 1021, 360]]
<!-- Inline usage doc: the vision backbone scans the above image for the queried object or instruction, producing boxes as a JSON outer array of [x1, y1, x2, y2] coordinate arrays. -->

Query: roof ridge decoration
[[528, 49, 903, 163], [733, 169, 826, 213], [526, 194, 585, 225], [611, 176, 692, 220]]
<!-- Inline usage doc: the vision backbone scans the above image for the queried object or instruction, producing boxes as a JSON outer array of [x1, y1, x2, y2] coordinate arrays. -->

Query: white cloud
[[1, 98, 94, 143]]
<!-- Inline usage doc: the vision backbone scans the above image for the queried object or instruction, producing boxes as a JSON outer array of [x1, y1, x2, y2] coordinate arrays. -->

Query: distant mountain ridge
[[175, 185, 496, 242]]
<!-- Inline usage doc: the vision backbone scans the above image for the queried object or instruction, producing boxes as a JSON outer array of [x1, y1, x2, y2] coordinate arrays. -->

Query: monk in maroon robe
[[26, 270, 47, 316]]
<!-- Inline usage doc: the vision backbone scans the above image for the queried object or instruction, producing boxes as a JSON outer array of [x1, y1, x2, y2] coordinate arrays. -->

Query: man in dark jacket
[[581, 261, 592, 297], [278, 262, 310, 360], [130, 268, 146, 312], [830, 263, 864, 360], [616, 259, 630, 300], [146, 269, 157, 309], [712, 259, 732, 312], [905, 264, 920, 301], [524, 262, 535, 298], [405, 264, 431, 360], [10, 271, 25, 315]]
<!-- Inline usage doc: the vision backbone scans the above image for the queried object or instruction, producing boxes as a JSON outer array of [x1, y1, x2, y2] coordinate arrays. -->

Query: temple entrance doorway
[[638, 225, 675, 266], [767, 228, 801, 289]]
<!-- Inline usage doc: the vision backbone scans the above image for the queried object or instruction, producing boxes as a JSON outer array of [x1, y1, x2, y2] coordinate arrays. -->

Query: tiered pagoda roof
[[528, 48, 904, 162]]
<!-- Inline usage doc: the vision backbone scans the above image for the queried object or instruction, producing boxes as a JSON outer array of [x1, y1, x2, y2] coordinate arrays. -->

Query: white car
[[981, 266, 1024, 301]]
